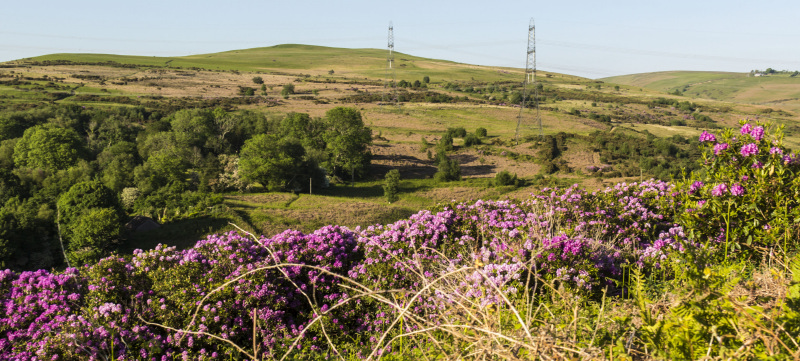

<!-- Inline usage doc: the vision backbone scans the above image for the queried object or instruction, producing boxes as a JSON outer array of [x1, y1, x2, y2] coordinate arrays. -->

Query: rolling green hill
[[19, 44, 541, 84], [603, 71, 800, 112]]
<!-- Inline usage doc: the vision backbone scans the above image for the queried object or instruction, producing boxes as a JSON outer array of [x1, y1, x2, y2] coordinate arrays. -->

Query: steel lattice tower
[[515, 19, 541, 143], [383, 22, 397, 106]]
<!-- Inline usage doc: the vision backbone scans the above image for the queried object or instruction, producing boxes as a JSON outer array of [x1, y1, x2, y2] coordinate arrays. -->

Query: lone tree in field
[[252, 76, 264, 84], [281, 83, 295, 97], [383, 169, 401, 203]]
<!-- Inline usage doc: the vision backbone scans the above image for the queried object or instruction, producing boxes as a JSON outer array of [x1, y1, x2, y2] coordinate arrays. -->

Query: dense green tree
[[169, 109, 216, 150], [323, 107, 372, 180], [475, 127, 488, 137], [56, 180, 124, 266], [0, 196, 57, 270], [97, 142, 138, 192], [240, 135, 323, 191], [13, 125, 84, 171], [279, 112, 325, 150], [57, 180, 122, 229], [38, 161, 96, 201], [0, 139, 19, 172], [66, 207, 121, 266], [423, 76, 430, 83], [252, 76, 264, 84], [0, 168, 24, 204], [134, 150, 190, 195]]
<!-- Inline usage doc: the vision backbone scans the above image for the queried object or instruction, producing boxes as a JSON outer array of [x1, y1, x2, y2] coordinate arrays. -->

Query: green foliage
[[475, 127, 487, 137], [13, 125, 84, 171], [677, 122, 800, 258], [434, 156, 461, 182], [98, 141, 138, 192], [383, 169, 401, 203], [590, 131, 699, 180], [239, 86, 255, 96], [281, 83, 295, 96], [57, 180, 124, 266], [279, 112, 325, 151], [251, 76, 264, 84], [635, 258, 800, 359], [57, 180, 123, 229], [0, 196, 56, 270], [463, 133, 481, 147], [132, 183, 222, 223], [446, 127, 467, 138], [494, 170, 520, 187], [133, 148, 190, 195], [323, 107, 372, 180], [67, 207, 121, 266], [437, 132, 454, 152], [239, 134, 323, 192]]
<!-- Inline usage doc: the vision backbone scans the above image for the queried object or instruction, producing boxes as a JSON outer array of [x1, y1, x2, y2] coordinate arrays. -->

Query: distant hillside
[[13, 44, 573, 84], [603, 71, 800, 112]]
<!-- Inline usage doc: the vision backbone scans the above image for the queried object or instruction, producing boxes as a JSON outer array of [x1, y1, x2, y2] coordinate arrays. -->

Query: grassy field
[[603, 70, 800, 112]]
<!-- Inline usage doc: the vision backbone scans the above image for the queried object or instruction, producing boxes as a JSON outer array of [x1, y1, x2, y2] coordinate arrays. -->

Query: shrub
[[494, 170, 519, 187], [446, 127, 467, 138], [475, 127, 488, 137], [434, 156, 461, 182], [383, 169, 400, 203], [418, 136, 429, 152], [281, 83, 295, 96], [438, 132, 454, 151], [677, 121, 800, 259], [463, 133, 481, 147]]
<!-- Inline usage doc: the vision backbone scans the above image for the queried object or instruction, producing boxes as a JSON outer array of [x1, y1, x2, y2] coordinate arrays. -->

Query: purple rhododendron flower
[[750, 126, 764, 141], [752, 161, 763, 169], [689, 181, 704, 194], [770, 147, 783, 155], [713, 143, 728, 155], [740, 123, 752, 135], [740, 143, 758, 157], [699, 131, 716, 142], [711, 183, 728, 197], [730, 183, 745, 196]]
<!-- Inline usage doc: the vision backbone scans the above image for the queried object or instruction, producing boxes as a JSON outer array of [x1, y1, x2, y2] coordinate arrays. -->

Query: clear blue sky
[[2, 0, 798, 79]]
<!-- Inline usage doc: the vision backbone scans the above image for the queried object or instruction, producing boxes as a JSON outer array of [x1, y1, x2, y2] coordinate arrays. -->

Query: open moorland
[[1, 45, 800, 359]]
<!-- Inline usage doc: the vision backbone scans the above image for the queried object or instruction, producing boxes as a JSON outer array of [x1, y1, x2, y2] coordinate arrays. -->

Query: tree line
[[0, 104, 371, 270]]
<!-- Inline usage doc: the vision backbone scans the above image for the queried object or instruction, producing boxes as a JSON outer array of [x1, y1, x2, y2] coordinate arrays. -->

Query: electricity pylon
[[515, 18, 541, 143]]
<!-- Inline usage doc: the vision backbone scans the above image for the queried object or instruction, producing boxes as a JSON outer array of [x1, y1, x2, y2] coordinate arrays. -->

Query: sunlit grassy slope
[[603, 71, 800, 111], [27, 44, 545, 83]]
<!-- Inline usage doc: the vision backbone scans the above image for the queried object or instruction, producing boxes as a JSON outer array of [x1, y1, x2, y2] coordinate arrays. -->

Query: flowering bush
[[677, 121, 800, 257]]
